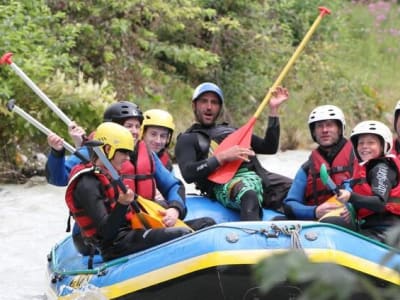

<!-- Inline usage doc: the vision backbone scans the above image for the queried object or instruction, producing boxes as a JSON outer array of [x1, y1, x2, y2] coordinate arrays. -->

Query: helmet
[[140, 109, 175, 148], [350, 120, 393, 155], [308, 105, 346, 142], [94, 122, 134, 159], [192, 82, 224, 103], [103, 101, 143, 124], [393, 100, 400, 132]]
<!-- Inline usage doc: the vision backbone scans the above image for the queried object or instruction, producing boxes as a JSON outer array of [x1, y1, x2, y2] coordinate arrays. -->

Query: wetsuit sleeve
[[73, 174, 129, 242], [153, 153, 187, 219], [174, 132, 220, 184], [283, 167, 317, 220], [251, 116, 280, 154], [45, 147, 90, 187], [349, 162, 397, 212]]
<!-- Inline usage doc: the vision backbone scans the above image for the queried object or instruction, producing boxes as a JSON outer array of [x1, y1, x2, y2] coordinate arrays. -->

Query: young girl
[[337, 120, 400, 242]]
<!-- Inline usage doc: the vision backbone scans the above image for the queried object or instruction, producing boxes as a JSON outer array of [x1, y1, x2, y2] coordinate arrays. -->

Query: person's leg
[[185, 217, 216, 230], [240, 190, 261, 221]]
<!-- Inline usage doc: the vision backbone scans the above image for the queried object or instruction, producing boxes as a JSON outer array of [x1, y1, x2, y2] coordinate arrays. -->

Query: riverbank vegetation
[[1, 0, 400, 181]]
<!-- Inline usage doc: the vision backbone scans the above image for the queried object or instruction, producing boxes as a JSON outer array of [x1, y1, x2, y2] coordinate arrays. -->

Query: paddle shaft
[[7, 99, 76, 153], [0, 52, 72, 126], [91, 145, 152, 229], [253, 7, 330, 119]]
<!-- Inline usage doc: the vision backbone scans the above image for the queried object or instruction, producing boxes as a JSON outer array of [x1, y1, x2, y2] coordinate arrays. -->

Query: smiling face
[[313, 120, 341, 148], [356, 134, 383, 162], [193, 92, 221, 127], [142, 126, 170, 153], [122, 117, 142, 140]]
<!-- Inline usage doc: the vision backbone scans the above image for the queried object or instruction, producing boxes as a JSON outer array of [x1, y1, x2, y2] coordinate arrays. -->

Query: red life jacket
[[158, 150, 172, 171], [305, 140, 354, 205], [65, 163, 118, 238], [352, 155, 400, 219], [120, 140, 156, 200]]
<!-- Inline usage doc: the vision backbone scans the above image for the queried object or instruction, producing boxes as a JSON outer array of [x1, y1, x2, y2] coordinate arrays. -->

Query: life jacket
[[304, 140, 354, 205], [352, 155, 400, 219], [65, 163, 118, 238], [158, 150, 173, 172], [121, 140, 156, 200]]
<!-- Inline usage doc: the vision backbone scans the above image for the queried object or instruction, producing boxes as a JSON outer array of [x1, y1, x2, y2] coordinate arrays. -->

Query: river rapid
[[0, 150, 309, 300]]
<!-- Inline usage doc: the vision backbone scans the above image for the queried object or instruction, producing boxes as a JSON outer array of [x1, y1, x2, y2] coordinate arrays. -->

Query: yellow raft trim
[[58, 248, 400, 299]]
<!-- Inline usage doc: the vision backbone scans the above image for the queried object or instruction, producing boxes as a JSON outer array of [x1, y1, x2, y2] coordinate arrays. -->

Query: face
[[357, 134, 383, 161], [193, 92, 221, 126], [142, 126, 170, 153], [111, 149, 131, 170], [123, 118, 141, 140], [313, 120, 341, 148]]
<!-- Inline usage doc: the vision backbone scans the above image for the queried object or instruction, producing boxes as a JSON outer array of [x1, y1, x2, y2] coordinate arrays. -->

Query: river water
[[0, 150, 309, 300]]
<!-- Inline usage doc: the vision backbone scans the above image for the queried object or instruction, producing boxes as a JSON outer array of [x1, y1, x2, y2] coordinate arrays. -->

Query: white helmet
[[350, 120, 393, 155], [308, 105, 346, 142], [393, 100, 400, 131]]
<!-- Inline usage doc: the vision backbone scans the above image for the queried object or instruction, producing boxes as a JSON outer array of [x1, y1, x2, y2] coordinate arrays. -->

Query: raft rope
[[271, 223, 303, 250]]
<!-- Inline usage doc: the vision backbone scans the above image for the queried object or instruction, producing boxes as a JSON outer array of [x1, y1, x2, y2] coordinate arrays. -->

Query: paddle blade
[[130, 211, 165, 229], [208, 117, 256, 184], [137, 196, 193, 231], [319, 163, 339, 195]]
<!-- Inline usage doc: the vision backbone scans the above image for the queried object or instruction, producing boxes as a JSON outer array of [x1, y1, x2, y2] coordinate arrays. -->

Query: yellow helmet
[[140, 109, 175, 147], [94, 122, 134, 159]]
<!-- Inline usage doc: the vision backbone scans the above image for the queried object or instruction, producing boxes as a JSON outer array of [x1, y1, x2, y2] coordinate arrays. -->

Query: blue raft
[[46, 195, 400, 299]]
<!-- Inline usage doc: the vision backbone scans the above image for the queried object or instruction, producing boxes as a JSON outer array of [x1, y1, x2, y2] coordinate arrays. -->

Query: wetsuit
[[283, 138, 354, 220], [69, 170, 190, 261], [175, 117, 292, 211], [350, 157, 400, 242]]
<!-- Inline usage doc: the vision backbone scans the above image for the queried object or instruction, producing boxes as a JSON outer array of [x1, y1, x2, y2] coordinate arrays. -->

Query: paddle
[[208, 7, 331, 184], [319, 163, 357, 221], [85, 140, 165, 230], [136, 196, 193, 232], [1, 52, 72, 126]]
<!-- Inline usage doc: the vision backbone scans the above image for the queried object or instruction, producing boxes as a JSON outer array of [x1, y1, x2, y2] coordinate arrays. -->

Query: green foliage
[[254, 250, 396, 299], [2, 0, 400, 169]]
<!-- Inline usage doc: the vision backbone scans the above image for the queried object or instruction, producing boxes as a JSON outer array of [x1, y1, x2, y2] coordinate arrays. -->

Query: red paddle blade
[[208, 117, 256, 184]]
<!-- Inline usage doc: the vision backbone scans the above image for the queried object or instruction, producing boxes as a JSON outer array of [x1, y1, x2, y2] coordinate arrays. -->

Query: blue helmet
[[192, 82, 224, 104]]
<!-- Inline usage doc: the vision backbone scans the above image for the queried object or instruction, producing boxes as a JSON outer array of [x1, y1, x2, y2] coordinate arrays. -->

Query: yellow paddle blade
[[136, 196, 194, 232], [130, 211, 165, 229], [325, 195, 343, 206]]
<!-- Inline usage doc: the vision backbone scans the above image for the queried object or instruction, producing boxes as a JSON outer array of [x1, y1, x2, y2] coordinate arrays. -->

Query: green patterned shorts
[[213, 168, 263, 210]]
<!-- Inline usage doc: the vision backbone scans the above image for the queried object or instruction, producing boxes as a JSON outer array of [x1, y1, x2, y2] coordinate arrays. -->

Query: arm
[[73, 174, 129, 242], [251, 116, 280, 154], [153, 153, 187, 219], [175, 132, 220, 184], [251, 86, 288, 154], [283, 167, 317, 220], [46, 147, 90, 186], [348, 162, 396, 212]]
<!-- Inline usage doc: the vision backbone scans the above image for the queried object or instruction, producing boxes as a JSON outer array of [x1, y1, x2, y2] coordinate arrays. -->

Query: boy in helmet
[[337, 120, 400, 242], [175, 82, 292, 221], [140, 109, 176, 171], [283, 105, 354, 227], [66, 122, 190, 261]]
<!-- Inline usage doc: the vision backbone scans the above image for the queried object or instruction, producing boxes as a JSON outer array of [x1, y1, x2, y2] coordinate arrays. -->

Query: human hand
[[268, 86, 289, 116], [68, 121, 86, 148], [336, 189, 351, 203], [215, 145, 255, 165], [47, 133, 64, 151], [315, 201, 343, 219], [117, 188, 135, 205], [159, 207, 180, 227]]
